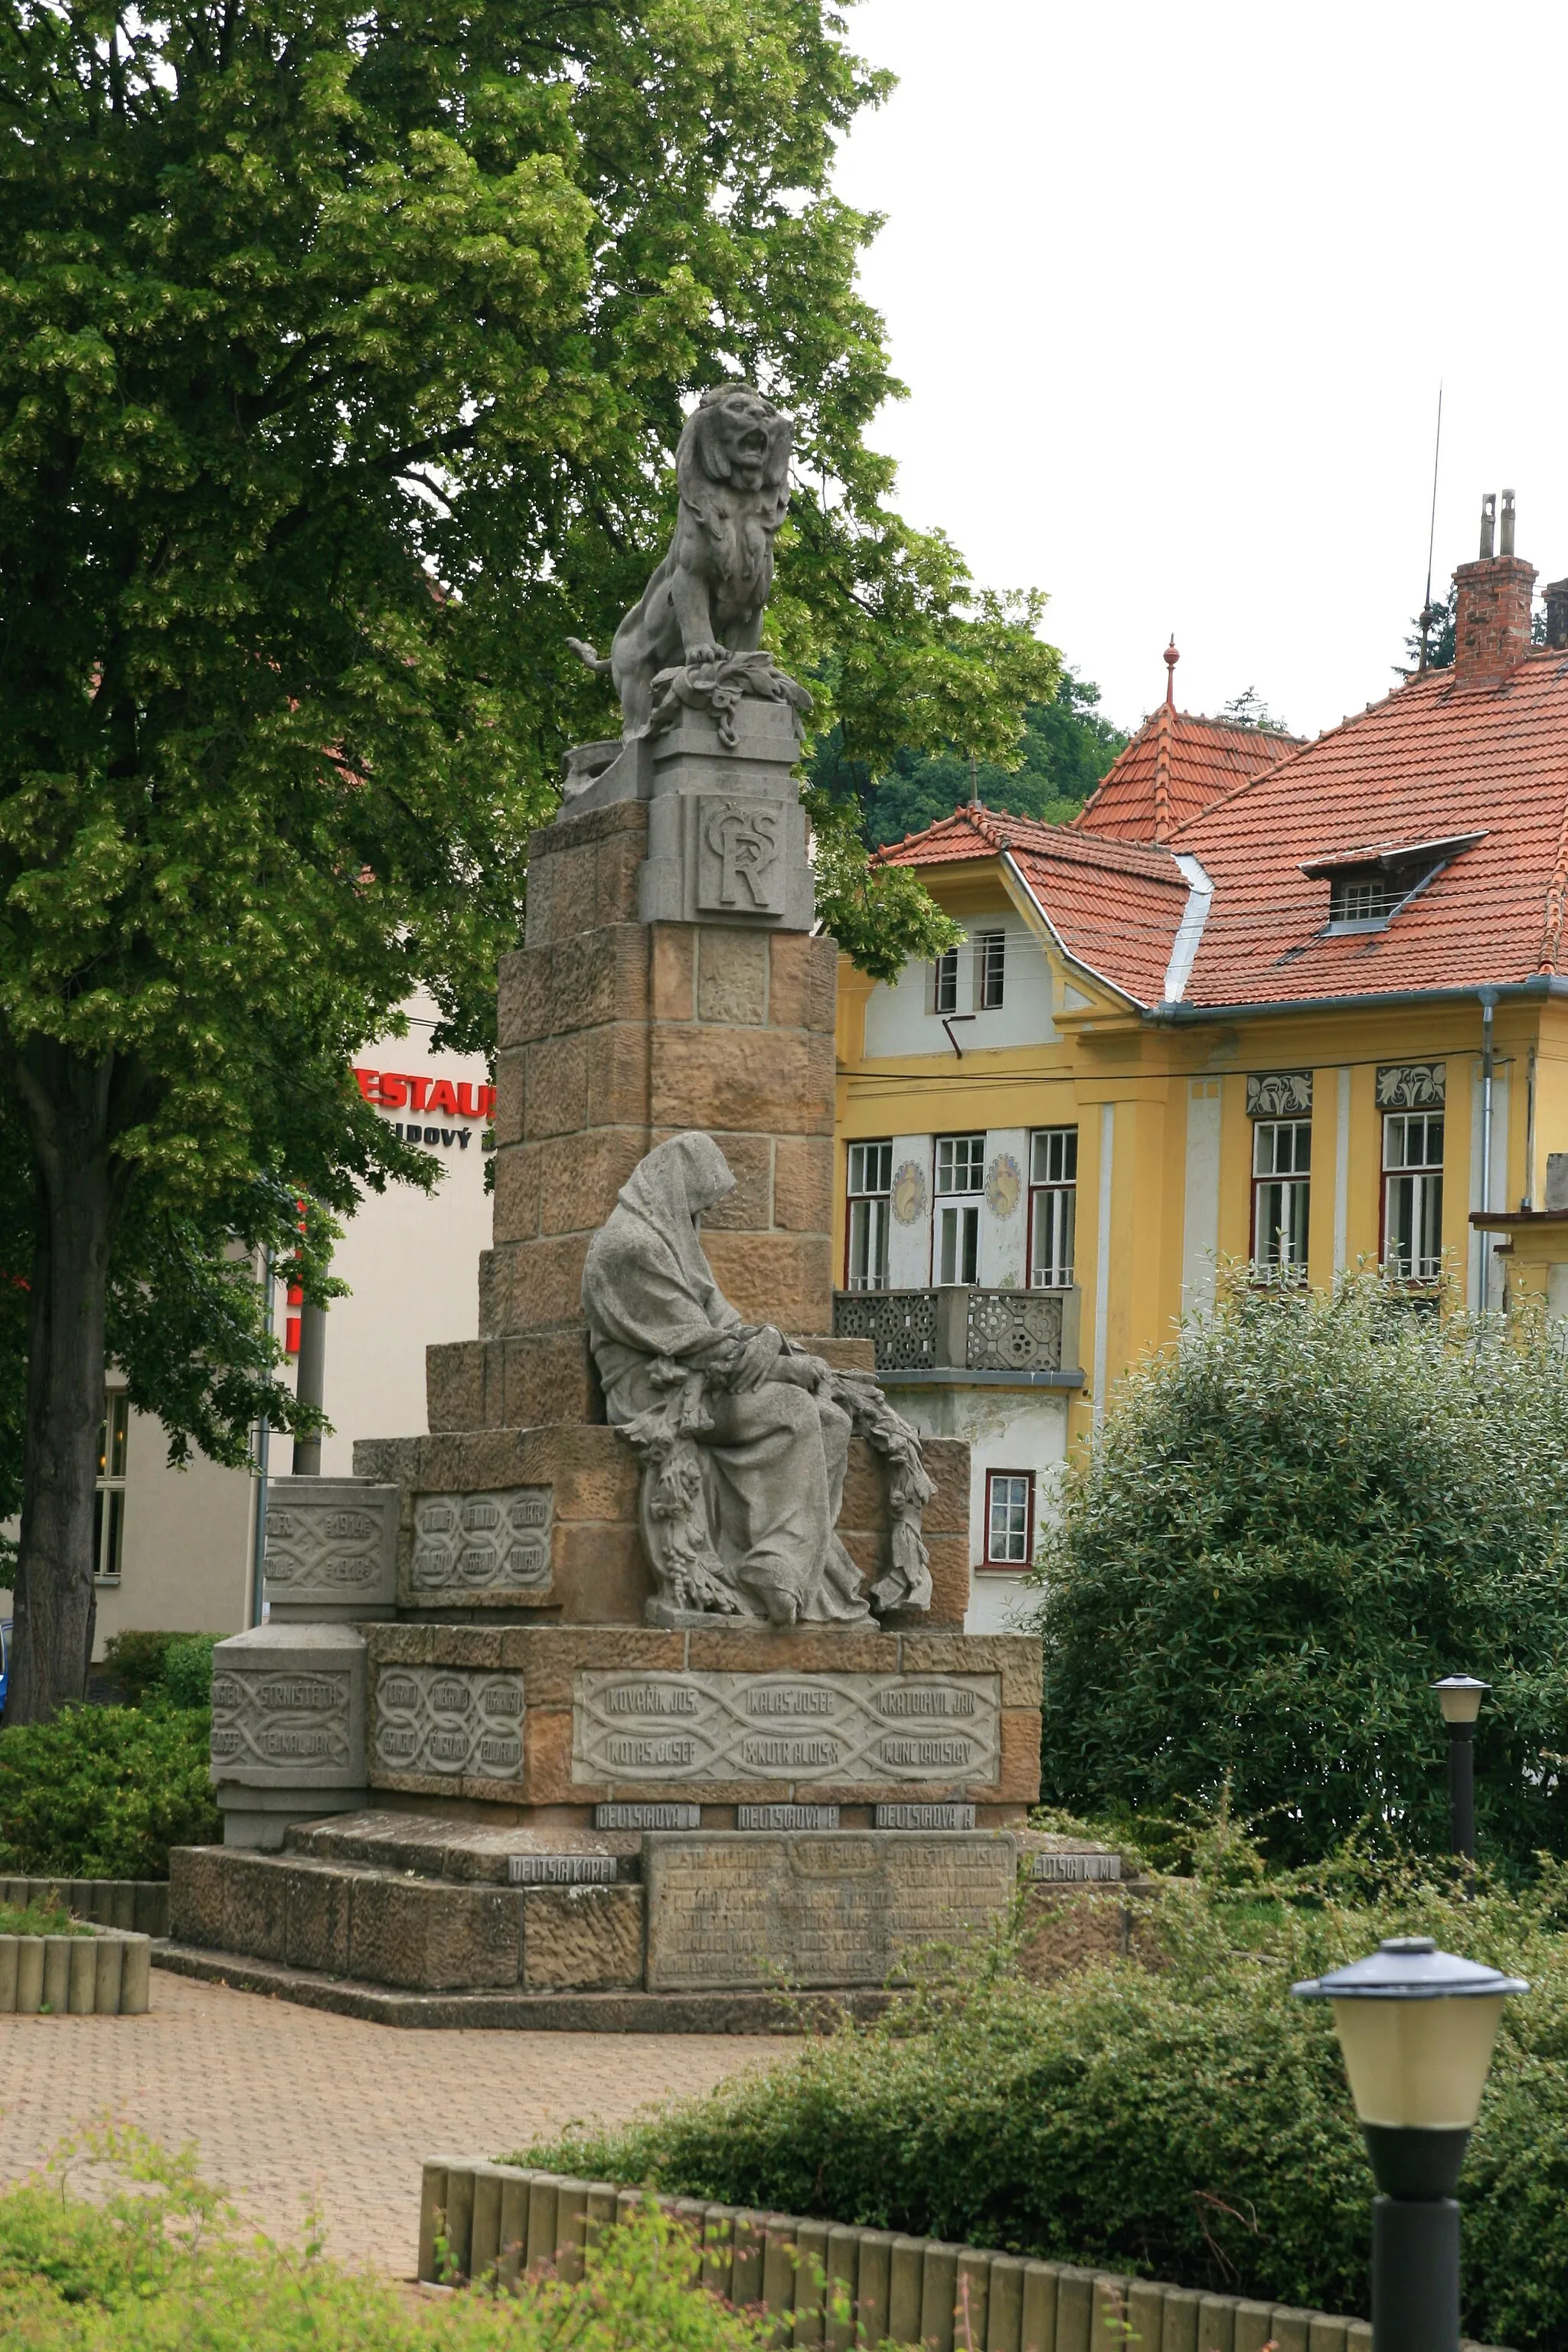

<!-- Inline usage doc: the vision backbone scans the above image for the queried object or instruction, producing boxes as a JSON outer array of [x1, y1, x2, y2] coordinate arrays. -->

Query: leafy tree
[[0, 1, 1057, 1714], [1029, 1275, 1568, 1871], [1217, 684, 1293, 733], [1403, 583, 1459, 674], [814, 671, 1128, 851]]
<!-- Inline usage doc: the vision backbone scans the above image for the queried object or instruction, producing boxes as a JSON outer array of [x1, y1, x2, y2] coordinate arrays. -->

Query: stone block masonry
[[420, 2167, 1484, 2352]]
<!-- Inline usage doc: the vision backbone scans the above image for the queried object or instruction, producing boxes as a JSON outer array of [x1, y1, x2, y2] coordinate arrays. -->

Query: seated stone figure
[[581, 1132, 932, 1626]]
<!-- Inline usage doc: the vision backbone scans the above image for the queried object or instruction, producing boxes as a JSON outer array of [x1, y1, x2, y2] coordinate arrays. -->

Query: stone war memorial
[[167, 384, 1044, 2026]]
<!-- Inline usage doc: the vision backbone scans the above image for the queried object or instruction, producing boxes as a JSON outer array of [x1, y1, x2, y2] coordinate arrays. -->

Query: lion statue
[[568, 383, 792, 737]]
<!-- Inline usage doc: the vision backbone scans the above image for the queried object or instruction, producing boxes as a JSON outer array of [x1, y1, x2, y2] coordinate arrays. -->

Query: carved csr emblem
[[696, 798, 784, 913]]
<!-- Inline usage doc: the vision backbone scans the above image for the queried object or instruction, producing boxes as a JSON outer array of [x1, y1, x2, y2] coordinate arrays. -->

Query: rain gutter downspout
[[1478, 986, 1498, 1312], [1145, 975, 1566, 1024]]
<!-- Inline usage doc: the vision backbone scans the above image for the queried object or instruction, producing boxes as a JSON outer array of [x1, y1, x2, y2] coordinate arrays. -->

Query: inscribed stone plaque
[[410, 1488, 553, 1593], [1030, 1851, 1121, 1883], [208, 1622, 366, 1789], [595, 1802, 701, 1831], [573, 1672, 1001, 1787], [509, 1854, 619, 1886], [694, 795, 788, 915], [645, 1830, 1018, 1991], [875, 1802, 977, 1830], [737, 1805, 841, 1831], [263, 1481, 398, 1616], [371, 1664, 526, 1780]]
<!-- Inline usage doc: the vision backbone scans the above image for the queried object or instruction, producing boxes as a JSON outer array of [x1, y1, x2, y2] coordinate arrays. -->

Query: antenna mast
[[1418, 383, 1443, 675]]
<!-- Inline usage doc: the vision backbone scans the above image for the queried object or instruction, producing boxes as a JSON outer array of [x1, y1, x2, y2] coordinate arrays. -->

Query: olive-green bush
[[1029, 1276, 1568, 1870], [0, 1702, 218, 1877], [100, 1628, 219, 1707], [0, 2127, 771, 2352], [521, 1866, 1568, 2352]]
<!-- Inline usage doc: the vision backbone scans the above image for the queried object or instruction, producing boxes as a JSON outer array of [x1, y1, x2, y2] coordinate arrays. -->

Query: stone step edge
[[0, 1876, 168, 1937], [0, 1929, 152, 2015], [418, 2161, 1515, 2352], [153, 1941, 890, 2034]]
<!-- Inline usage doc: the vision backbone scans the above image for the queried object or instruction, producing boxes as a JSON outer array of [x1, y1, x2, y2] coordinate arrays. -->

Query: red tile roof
[[875, 649, 1568, 1015], [1071, 704, 1300, 842], [873, 804, 1189, 1004]]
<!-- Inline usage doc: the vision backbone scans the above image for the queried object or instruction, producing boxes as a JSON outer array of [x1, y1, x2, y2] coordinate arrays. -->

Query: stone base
[[153, 1942, 892, 2034], [216, 1787, 370, 1851]]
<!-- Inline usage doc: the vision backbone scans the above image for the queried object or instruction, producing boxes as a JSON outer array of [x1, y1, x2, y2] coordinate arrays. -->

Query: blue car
[[0, 1619, 9, 1714]]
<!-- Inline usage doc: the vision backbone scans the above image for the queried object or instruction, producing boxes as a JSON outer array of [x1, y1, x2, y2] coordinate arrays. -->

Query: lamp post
[[1431, 1677, 1488, 1862], [1294, 1938, 1527, 2352]]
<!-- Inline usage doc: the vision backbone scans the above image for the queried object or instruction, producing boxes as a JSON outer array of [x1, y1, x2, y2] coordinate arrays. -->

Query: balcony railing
[[832, 1286, 1081, 1377]]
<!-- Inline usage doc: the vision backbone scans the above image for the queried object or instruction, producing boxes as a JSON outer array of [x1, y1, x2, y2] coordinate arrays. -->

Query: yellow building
[[832, 513, 1568, 1628]]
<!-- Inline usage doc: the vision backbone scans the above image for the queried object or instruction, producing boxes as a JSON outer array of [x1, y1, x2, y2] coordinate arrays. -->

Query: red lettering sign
[[426, 1078, 459, 1118]]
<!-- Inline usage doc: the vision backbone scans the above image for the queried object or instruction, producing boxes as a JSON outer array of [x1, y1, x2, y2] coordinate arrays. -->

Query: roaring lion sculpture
[[569, 384, 792, 737]]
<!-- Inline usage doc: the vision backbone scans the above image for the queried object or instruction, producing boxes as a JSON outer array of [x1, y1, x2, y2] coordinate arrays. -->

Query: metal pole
[[1447, 1717, 1476, 1863], [248, 1246, 274, 1629], [291, 1299, 327, 1475], [1372, 2194, 1461, 2352]]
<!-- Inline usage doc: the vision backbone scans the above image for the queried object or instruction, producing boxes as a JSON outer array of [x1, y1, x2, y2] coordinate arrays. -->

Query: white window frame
[[1028, 1126, 1077, 1287], [95, 1390, 129, 1585], [932, 948, 960, 1015], [1251, 1118, 1312, 1279], [844, 1140, 893, 1292], [983, 1469, 1035, 1568], [933, 1133, 984, 1285], [1382, 1112, 1444, 1284]]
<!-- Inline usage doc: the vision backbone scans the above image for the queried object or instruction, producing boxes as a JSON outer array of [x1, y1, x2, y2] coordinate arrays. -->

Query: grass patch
[[0, 1902, 91, 1936], [0, 2127, 774, 2350]]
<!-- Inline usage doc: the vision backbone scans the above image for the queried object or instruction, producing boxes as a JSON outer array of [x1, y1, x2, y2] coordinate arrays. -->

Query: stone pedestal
[[175, 695, 1044, 2011]]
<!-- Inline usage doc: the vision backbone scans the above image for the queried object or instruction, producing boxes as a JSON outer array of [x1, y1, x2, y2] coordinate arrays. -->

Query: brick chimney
[[1452, 489, 1537, 684]]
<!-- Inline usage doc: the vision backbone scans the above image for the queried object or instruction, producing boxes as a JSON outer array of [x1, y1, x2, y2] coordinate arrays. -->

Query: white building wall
[[980, 1128, 1028, 1287], [882, 1380, 1067, 1633], [861, 917, 1057, 1060]]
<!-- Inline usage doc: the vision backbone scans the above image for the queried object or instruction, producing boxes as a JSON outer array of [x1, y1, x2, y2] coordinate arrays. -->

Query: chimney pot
[[1501, 490, 1517, 558], [1479, 492, 1497, 558]]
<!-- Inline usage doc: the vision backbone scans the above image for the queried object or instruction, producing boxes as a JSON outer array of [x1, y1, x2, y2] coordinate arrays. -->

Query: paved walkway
[[0, 1973, 776, 2275]]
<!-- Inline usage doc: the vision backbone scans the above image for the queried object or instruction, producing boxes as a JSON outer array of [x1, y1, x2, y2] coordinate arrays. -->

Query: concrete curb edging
[[0, 1929, 152, 2015], [1, 1877, 168, 1937], [417, 2161, 1513, 2352]]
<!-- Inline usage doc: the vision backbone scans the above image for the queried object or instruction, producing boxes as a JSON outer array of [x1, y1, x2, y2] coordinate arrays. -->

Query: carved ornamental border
[[1245, 1071, 1313, 1119], [1376, 1061, 1446, 1110]]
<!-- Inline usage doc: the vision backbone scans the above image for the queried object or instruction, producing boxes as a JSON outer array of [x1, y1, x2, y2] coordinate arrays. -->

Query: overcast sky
[[832, 0, 1568, 743]]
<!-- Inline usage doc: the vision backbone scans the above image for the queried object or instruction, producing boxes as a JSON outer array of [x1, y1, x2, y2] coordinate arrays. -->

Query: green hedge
[[0, 1703, 218, 1879], [0, 2125, 769, 2352], [520, 1867, 1568, 2352], [99, 1630, 217, 1708]]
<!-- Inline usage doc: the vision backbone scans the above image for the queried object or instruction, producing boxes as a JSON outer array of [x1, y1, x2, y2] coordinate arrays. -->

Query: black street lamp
[[1431, 1676, 1488, 1862], [1294, 1937, 1527, 2352]]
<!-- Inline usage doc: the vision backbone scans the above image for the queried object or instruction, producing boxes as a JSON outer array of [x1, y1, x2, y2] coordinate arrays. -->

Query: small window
[[984, 1471, 1035, 1567], [935, 1134, 985, 1195], [94, 1392, 129, 1584], [1383, 1112, 1444, 1283], [933, 948, 960, 1014], [975, 933, 1005, 1010], [845, 1141, 893, 1292], [1326, 861, 1439, 930], [1029, 1126, 1077, 1287], [1252, 1119, 1311, 1278]]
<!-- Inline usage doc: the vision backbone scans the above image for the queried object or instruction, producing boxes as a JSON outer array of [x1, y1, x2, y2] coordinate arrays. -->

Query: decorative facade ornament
[[647, 650, 811, 752], [985, 1152, 1023, 1219], [1376, 1061, 1446, 1109], [890, 1158, 929, 1225], [1246, 1071, 1314, 1118]]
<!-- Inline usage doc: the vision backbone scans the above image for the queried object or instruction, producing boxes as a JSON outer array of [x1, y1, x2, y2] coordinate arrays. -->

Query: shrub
[[1027, 1276, 1568, 1870], [518, 1866, 1568, 2352], [0, 2125, 773, 2352], [100, 1628, 220, 1707], [0, 1702, 218, 1877]]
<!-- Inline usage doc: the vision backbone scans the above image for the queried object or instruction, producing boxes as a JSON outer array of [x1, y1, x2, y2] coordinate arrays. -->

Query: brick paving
[[0, 1972, 775, 2276]]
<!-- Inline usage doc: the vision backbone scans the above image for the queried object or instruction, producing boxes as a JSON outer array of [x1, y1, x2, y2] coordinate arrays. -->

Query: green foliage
[[1028, 1274, 1568, 1870], [519, 1863, 1568, 2350], [159, 1635, 216, 1710], [0, 2125, 775, 2351], [814, 672, 1127, 851], [1216, 686, 1292, 733], [100, 1628, 217, 1707], [0, 1704, 218, 1877]]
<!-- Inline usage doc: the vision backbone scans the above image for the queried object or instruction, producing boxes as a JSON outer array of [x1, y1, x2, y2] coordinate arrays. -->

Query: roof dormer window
[[1301, 833, 1485, 936]]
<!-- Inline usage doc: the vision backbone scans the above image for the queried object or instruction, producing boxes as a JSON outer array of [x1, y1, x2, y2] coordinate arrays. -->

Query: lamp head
[[1432, 1674, 1488, 1726], [1294, 1937, 1527, 2131]]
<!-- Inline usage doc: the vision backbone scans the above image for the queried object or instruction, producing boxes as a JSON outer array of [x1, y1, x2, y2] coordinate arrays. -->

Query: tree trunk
[[8, 1043, 117, 1723]]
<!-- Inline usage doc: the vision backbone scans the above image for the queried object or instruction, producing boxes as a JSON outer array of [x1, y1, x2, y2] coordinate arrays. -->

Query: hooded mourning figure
[[581, 1132, 874, 1625]]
